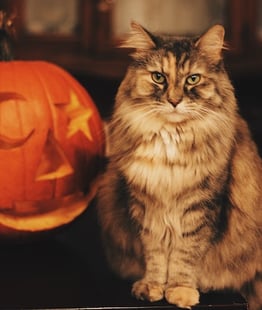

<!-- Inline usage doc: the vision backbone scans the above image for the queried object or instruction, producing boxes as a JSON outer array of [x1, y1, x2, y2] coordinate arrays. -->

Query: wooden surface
[[0, 202, 247, 310]]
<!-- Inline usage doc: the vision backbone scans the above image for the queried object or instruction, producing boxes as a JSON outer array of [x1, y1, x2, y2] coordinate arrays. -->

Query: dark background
[[0, 201, 249, 309]]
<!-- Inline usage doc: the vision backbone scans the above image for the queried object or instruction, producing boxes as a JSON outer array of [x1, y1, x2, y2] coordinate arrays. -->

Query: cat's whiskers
[[122, 103, 163, 126], [183, 103, 232, 126]]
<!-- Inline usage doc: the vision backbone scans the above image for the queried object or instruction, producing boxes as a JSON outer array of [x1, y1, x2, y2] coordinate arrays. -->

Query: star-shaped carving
[[65, 91, 94, 141]]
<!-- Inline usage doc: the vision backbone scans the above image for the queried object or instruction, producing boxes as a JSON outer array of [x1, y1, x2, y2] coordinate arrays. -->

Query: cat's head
[[115, 22, 236, 128]]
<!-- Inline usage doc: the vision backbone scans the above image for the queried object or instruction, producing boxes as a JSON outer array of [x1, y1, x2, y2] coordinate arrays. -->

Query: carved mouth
[[0, 176, 100, 232]]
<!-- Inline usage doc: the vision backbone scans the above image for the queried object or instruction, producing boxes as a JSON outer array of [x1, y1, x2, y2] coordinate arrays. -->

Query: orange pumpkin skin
[[0, 61, 104, 236]]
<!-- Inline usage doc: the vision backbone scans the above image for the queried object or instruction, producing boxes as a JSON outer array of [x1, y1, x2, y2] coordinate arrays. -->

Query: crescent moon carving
[[0, 92, 27, 102], [0, 92, 34, 149], [0, 129, 35, 149]]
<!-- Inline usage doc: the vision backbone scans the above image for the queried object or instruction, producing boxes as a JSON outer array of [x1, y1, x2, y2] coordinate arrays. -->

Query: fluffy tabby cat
[[96, 22, 262, 309]]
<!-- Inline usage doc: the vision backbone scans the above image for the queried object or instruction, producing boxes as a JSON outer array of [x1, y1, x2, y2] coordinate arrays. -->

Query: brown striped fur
[[96, 23, 262, 309]]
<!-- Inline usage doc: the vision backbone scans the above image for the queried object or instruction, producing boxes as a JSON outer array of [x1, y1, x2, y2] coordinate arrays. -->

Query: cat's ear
[[120, 21, 156, 57], [196, 25, 225, 62]]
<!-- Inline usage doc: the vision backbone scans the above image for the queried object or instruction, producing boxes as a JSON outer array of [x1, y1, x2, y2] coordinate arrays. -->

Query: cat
[[96, 22, 262, 310]]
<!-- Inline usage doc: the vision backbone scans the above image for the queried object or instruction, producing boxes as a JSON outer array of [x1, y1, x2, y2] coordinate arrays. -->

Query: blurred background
[[1, 0, 262, 151]]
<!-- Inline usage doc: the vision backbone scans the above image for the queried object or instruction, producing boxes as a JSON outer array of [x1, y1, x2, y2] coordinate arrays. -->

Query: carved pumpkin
[[0, 61, 104, 236]]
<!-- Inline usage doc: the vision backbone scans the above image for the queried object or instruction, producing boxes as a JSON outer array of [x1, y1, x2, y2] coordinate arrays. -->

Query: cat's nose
[[167, 97, 182, 107]]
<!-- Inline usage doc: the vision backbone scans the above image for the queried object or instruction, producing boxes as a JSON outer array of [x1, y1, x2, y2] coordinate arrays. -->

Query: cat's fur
[[96, 22, 262, 309]]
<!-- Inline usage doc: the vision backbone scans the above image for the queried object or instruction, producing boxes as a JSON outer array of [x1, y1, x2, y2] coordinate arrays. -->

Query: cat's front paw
[[165, 286, 199, 309], [132, 280, 165, 302]]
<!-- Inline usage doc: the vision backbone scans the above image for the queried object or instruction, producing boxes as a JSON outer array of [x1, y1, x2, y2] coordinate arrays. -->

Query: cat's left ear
[[196, 25, 225, 62], [120, 21, 156, 58]]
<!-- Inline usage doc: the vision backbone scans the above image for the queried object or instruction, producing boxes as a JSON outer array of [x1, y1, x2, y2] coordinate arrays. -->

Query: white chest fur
[[123, 128, 207, 202]]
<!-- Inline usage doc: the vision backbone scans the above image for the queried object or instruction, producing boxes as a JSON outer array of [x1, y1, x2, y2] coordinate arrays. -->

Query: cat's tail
[[241, 272, 262, 310]]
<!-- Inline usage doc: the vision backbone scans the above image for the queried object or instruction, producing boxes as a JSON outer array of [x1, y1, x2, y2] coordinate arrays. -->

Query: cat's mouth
[[167, 113, 187, 124], [165, 101, 188, 121]]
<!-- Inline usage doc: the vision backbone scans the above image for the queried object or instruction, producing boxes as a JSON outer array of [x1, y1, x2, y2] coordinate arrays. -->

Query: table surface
[[0, 202, 248, 310]]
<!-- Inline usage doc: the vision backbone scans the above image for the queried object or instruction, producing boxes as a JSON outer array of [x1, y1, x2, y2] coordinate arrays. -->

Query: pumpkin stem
[[0, 11, 14, 61]]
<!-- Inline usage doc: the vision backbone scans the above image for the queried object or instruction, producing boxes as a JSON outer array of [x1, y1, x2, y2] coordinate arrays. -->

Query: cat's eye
[[151, 72, 166, 84], [186, 74, 201, 85]]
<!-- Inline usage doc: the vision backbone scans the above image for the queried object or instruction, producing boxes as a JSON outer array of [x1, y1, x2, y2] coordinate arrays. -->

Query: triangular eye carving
[[35, 130, 74, 181]]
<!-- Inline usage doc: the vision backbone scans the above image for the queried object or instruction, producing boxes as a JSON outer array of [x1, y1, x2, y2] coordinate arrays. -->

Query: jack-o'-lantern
[[0, 60, 105, 237]]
